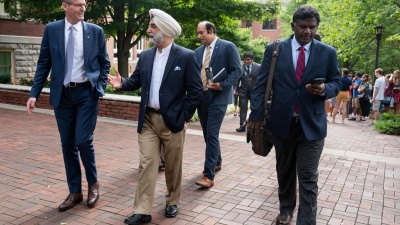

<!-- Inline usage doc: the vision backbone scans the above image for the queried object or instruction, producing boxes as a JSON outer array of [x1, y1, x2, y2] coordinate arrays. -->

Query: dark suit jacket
[[236, 62, 261, 97], [30, 19, 110, 108], [249, 36, 342, 141], [194, 38, 242, 105], [120, 43, 203, 133]]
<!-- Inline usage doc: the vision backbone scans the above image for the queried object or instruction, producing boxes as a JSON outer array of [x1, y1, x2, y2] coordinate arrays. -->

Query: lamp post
[[374, 25, 385, 71]]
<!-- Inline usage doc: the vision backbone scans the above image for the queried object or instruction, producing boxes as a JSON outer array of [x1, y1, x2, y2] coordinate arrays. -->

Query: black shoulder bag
[[246, 40, 280, 157]]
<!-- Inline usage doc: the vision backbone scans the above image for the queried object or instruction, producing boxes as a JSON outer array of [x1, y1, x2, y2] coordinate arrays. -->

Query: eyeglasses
[[65, 2, 87, 8], [148, 24, 158, 29]]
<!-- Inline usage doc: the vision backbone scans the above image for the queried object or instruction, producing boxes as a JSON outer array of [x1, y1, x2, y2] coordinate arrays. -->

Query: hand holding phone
[[311, 78, 326, 85]]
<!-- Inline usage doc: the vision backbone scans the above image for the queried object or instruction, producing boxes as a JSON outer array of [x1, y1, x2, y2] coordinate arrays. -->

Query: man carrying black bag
[[247, 5, 341, 225]]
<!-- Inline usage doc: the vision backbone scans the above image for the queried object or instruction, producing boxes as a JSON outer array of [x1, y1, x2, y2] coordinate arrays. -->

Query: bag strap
[[264, 40, 280, 117]]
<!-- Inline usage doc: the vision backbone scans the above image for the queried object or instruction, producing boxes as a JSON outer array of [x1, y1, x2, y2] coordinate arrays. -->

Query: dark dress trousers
[[29, 19, 110, 193]]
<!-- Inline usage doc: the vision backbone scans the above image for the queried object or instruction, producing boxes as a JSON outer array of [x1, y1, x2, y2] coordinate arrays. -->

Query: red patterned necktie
[[294, 46, 305, 113]]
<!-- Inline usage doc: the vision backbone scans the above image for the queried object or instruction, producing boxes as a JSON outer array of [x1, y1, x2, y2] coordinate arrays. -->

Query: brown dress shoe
[[195, 175, 214, 188], [59, 193, 83, 211], [275, 214, 292, 224], [87, 182, 99, 208]]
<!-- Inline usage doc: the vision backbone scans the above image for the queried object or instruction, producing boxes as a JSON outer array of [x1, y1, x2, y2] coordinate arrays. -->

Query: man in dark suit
[[108, 9, 203, 225], [26, 0, 110, 212], [194, 21, 242, 188], [248, 5, 341, 225], [235, 51, 261, 132]]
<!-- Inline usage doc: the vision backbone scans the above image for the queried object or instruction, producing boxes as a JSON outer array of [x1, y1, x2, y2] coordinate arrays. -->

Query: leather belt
[[146, 106, 161, 114], [292, 116, 301, 123], [66, 81, 91, 88]]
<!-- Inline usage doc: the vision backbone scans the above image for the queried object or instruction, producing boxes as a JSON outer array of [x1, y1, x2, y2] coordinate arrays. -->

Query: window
[[262, 19, 277, 30], [113, 40, 132, 60], [0, 51, 12, 74], [245, 20, 252, 28], [0, 1, 19, 16], [136, 38, 144, 57]]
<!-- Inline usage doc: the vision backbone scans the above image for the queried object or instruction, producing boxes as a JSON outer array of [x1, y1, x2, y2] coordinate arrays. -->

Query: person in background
[[233, 84, 240, 116], [383, 74, 394, 113], [371, 68, 385, 125], [357, 74, 371, 121], [108, 9, 203, 225], [349, 72, 362, 120], [235, 51, 261, 132], [332, 68, 352, 124], [26, 0, 110, 211], [247, 5, 341, 224], [194, 21, 241, 188], [391, 70, 400, 114]]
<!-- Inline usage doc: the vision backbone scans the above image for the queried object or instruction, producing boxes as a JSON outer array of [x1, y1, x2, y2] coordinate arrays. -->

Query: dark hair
[[202, 21, 217, 35], [243, 51, 254, 59], [355, 72, 362, 77], [362, 74, 369, 79], [293, 5, 320, 25], [342, 68, 349, 76]]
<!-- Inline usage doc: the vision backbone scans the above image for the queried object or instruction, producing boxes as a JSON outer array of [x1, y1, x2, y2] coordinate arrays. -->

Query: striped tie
[[294, 46, 305, 113], [201, 45, 211, 87]]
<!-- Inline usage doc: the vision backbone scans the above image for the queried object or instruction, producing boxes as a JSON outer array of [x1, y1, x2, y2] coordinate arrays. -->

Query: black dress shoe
[[236, 125, 245, 132], [59, 193, 83, 212], [275, 214, 292, 224], [124, 214, 152, 225], [165, 205, 178, 218]]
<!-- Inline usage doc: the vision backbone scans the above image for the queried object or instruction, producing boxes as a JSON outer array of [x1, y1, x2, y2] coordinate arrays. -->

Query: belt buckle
[[69, 82, 77, 87]]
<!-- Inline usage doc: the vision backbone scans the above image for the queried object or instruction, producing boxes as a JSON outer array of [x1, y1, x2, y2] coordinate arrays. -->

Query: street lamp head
[[374, 25, 385, 70], [374, 25, 385, 40]]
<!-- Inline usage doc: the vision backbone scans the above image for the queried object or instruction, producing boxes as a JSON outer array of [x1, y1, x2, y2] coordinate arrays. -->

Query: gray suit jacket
[[249, 35, 342, 141], [194, 38, 242, 105]]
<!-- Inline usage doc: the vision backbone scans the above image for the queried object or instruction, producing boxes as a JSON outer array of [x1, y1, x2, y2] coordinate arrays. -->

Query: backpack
[[363, 83, 371, 100]]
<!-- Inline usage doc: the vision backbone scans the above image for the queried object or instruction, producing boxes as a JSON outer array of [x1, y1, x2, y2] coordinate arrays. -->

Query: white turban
[[149, 9, 181, 37]]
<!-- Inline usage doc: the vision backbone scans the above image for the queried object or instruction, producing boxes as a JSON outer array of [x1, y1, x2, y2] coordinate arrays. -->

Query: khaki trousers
[[133, 111, 186, 215]]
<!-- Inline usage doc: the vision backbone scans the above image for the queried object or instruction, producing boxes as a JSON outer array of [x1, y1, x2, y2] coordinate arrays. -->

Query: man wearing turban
[[108, 9, 203, 225]]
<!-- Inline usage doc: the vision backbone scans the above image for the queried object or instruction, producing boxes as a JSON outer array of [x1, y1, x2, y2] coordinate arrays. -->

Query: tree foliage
[[2, 0, 280, 77], [279, 0, 400, 77]]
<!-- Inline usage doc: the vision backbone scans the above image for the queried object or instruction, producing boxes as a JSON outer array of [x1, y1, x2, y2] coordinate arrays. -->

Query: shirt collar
[[207, 37, 218, 49], [65, 18, 82, 33], [157, 43, 172, 54], [291, 37, 311, 52]]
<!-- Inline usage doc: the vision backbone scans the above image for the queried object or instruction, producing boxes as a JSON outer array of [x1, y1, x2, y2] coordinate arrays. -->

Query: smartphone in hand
[[311, 78, 326, 85]]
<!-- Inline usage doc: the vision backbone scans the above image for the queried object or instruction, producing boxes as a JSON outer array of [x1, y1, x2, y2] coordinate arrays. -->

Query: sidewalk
[[0, 103, 399, 225]]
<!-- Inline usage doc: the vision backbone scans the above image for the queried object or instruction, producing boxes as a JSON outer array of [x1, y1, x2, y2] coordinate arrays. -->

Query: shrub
[[19, 78, 50, 88], [374, 113, 400, 135], [105, 84, 141, 96], [0, 73, 11, 84]]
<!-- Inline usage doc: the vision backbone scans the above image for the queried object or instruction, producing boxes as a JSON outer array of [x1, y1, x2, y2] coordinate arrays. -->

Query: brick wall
[[0, 89, 140, 121]]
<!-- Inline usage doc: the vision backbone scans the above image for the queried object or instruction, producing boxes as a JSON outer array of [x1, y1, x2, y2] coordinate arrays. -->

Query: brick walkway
[[0, 103, 399, 225]]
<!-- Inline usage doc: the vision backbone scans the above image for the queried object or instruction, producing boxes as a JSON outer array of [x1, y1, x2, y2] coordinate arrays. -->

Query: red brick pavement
[[0, 104, 399, 225]]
